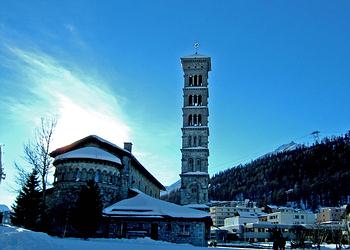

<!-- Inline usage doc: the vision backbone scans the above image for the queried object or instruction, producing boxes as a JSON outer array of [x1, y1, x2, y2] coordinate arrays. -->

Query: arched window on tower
[[188, 114, 193, 126], [188, 158, 194, 171], [198, 114, 202, 126], [189, 76, 193, 86], [188, 136, 192, 147], [199, 75, 203, 85], [194, 75, 198, 86], [194, 95, 198, 106], [189, 95, 193, 106], [198, 95, 202, 106], [193, 114, 197, 126], [196, 159, 201, 171], [193, 136, 197, 146]]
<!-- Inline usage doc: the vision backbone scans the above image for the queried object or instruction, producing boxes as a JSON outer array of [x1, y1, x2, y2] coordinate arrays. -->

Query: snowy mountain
[[160, 179, 181, 197], [273, 141, 300, 153], [259, 141, 300, 159]]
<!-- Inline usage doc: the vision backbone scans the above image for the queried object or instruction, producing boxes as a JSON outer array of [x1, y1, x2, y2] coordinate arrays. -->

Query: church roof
[[50, 135, 165, 190], [103, 189, 211, 219], [55, 146, 122, 165]]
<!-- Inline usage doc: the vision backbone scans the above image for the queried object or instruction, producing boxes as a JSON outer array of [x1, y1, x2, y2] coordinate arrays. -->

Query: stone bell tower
[[179, 51, 211, 206]]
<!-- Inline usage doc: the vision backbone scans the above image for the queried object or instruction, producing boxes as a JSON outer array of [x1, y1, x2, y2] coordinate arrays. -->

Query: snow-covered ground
[[0, 225, 341, 250], [0, 225, 211, 250]]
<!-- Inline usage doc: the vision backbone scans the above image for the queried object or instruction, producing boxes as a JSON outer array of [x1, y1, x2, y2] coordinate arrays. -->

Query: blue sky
[[1, 1, 350, 207]]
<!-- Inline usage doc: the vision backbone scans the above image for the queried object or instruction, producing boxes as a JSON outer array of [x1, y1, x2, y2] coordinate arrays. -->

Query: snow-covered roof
[[0, 204, 10, 212], [55, 146, 122, 165], [103, 191, 210, 219]]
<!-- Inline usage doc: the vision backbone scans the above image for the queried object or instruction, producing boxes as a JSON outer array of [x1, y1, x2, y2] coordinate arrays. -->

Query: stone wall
[[104, 218, 208, 247]]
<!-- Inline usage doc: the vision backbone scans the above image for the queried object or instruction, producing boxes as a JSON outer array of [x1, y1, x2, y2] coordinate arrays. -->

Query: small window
[[189, 76, 193, 86], [188, 136, 192, 147], [198, 95, 202, 105], [198, 114, 202, 125]]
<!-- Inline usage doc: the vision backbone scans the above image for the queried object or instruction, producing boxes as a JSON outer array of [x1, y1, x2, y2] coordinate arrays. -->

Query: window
[[189, 76, 193, 86], [94, 171, 101, 182], [198, 95, 202, 105], [197, 159, 201, 168], [75, 169, 81, 182], [198, 115, 202, 125], [194, 75, 198, 86], [198, 136, 202, 146], [189, 158, 194, 171], [193, 136, 197, 146], [199, 75, 203, 85], [188, 115, 193, 126], [189, 95, 193, 106], [179, 224, 190, 235]]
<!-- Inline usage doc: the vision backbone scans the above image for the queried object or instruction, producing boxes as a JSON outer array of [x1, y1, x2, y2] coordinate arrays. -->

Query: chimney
[[124, 142, 132, 153]]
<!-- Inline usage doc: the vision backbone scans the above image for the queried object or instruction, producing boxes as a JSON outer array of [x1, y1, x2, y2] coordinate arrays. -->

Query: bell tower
[[179, 51, 211, 206]]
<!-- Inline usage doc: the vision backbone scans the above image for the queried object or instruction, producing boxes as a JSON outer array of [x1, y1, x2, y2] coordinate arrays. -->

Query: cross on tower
[[193, 42, 200, 54]]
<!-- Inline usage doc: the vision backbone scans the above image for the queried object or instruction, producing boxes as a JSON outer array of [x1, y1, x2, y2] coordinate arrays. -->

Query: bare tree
[[23, 116, 57, 204]]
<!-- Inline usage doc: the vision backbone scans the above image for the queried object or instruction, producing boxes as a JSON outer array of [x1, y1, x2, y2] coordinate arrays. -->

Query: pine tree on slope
[[11, 169, 41, 230]]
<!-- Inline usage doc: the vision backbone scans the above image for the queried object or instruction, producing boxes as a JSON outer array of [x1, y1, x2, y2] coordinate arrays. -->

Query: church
[[48, 52, 213, 246]]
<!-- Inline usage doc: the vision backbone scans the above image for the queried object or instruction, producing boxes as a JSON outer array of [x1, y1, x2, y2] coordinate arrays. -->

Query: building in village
[[49, 135, 165, 208], [179, 53, 211, 207], [317, 207, 346, 224], [103, 189, 211, 246], [210, 203, 262, 227], [267, 209, 315, 225]]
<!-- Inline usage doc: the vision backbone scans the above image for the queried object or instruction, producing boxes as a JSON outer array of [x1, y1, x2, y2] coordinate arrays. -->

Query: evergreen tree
[[72, 180, 102, 239], [11, 169, 41, 230]]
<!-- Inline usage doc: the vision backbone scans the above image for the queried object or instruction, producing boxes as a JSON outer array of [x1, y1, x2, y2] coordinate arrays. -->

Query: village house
[[103, 189, 212, 247]]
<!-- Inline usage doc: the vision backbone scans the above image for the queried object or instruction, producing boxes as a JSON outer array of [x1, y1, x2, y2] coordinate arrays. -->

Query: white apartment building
[[210, 206, 262, 227], [268, 210, 315, 225], [224, 211, 261, 226]]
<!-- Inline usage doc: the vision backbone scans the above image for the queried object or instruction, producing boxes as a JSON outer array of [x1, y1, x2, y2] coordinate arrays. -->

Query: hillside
[[209, 132, 350, 210]]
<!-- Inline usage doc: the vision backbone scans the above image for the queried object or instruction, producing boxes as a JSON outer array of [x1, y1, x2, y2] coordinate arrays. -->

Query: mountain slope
[[209, 133, 350, 209]]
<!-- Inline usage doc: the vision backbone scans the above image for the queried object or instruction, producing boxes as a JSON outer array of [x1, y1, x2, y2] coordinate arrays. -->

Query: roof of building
[[103, 189, 211, 219], [181, 53, 210, 59], [50, 135, 165, 190], [55, 146, 122, 165]]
